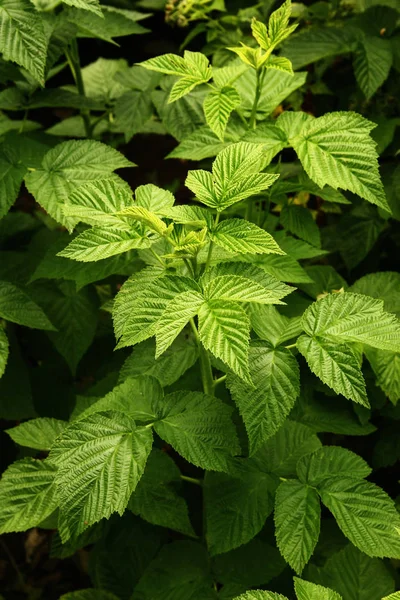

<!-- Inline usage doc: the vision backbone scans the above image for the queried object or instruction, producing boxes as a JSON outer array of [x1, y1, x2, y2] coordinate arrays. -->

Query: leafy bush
[[0, 0, 400, 598]]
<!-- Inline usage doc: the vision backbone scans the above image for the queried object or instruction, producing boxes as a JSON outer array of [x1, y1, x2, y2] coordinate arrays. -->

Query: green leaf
[[0, 280, 55, 330], [0, 145, 27, 219], [59, 592, 119, 600], [0, 327, 9, 379], [118, 205, 168, 235], [296, 335, 369, 406], [133, 540, 217, 600], [68, 7, 149, 42], [294, 578, 342, 600], [152, 84, 206, 141], [154, 391, 240, 471], [49, 411, 153, 542], [228, 341, 300, 455], [265, 55, 294, 75], [203, 275, 288, 305], [297, 446, 372, 487], [6, 417, 67, 450], [383, 594, 400, 600], [205, 466, 278, 554], [233, 593, 286, 600], [0, 458, 58, 534], [280, 204, 321, 248], [286, 112, 389, 211], [301, 292, 400, 353], [186, 143, 279, 212], [350, 271, 400, 317], [203, 86, 241, 141], [115, 275, 199, 348], [120, 336, 198, 388], [32, 282, 98, 374], [267, 0, 298, 47], [0, 0, 47, 83], [77, 376, 162, 422], [310, 543, 395, 600], [319, 477, 400, 558], [24, 140, 134, 229], [62, 0, 102, 16], [198, 299, 251, 384], [62, 178, 133, 229], [251, 420, 322, 478], [135, 183, 175, 212], [211, 219, 284, 255], [115, 89, 153, 142], [155, 290, 204, 357], [58, 227, 153, 262], [274, 479, 321, 574], [249, 254, 313, 284], [281, 26, 356, 70], [129, 449, 195, 536], [250, 304, 302, 346], [353, 36, 392, 100], [365, 347, 400, 404]]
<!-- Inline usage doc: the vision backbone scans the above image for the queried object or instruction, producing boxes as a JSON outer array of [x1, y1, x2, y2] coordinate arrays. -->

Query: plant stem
[[190, 318, 214, 396], [249, 68, 265, 129], [180, 475, 203, 486], [213, 374, 227, 388], [65, 39, 92, 139], [204, 212, 220, 273], [150, 247, 166, 268], [285, 343, 297, 349]]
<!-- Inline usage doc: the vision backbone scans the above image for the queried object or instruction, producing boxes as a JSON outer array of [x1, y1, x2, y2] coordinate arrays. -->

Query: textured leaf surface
[[155, 291, 204, 357], [0, 458, 58, 533], [302, 293, 400, 353], [319, 477, 400, 558], [58, 227, 152, 262], [198, 299, 251, 384], [129, 449, 195, 536], [297, 446, 371, 487], [6, 418, 67, 450], [49, 411, 153, 542], [204, 275, 288, 305], [205, 468, 278, 554], [228, 342, 300, 454], [294, 578, 342, 600], [365, 347, 400, 404], [154, 391, 240, 472], [0, 280, 54, 330], [211, 219, 284, 255], [353, 36, 392, 100], [287, 112, 388, 211], [233, 593, 286, 600], [275, 480, 321, 574], [25, 140, 133, 229], [0, 0, 47, 83], [297, 335, 368, 406], [280, 204, 320, 248], [203, 86, 241, 141]]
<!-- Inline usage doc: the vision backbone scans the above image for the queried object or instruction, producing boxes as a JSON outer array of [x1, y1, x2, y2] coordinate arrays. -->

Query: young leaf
[[0, 0, 47, 83], [154, 391, 240, 472], [296, 335, 369, 406], [267, 0, 298, 48], [275, 479, 321, 574], [203, 86, 241, 141], [49, 411, 153, 542], [0, 458, 58, 534], [228, 342, 300, 455], [294, 578, 342, 600], [155, 290, 204, 357], [0, 280, 55, 330], [301, 293, 400, 353], [211, 219, 284, 255], [118, 205, 168, 235], [135, 183, 175, 212], [186, 143, 279, 212], [0, 327, 9, 379], [25, 140, 134, 229], [296, 446, 372, 487], [198, 299, 251, 384], [286, 112, 389, 211], [6, 418, 67, 451], [128, 449, 195, 536], [58, 227, 153, 262], [319, 477, 400, 558]]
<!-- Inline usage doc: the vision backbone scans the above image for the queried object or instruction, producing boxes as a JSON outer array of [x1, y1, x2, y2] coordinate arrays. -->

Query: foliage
[[0, 0, 400, 598]]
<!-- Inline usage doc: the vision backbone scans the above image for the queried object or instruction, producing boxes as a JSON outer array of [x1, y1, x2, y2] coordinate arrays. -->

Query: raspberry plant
[[0, 0, 400, 598]]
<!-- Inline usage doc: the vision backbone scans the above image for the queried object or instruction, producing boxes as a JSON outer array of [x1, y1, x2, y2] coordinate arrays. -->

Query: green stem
[[285, 343, 297, 349], [249, 68, 265, 129], [150, 247, 166, 268], [65, 39, 91, 139], [190, 318, 214, 396], [204, 212, 220, 273], [181, 475, 203, 486], [213, 374, 227, 388]]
